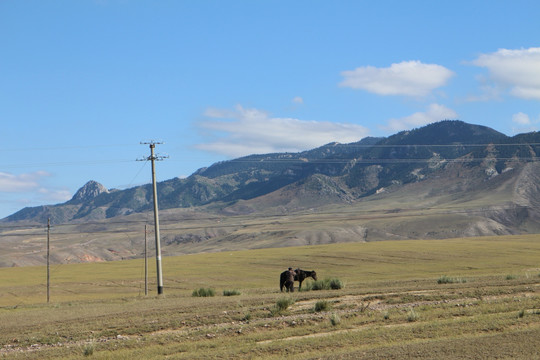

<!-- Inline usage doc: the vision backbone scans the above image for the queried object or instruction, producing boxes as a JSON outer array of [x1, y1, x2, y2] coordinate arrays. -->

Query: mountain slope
[[2, 120, 540, 225], [3, 120, 540, 266]]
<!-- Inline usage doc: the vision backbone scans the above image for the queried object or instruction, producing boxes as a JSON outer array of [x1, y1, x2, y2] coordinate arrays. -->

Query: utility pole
[[47, 218, 50, 303], [144, 224, 148, 296], [139, 141, 168, 295]]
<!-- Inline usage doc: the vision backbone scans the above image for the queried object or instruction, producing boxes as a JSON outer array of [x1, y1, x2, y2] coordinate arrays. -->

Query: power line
[[0, 159, 135, 169], [0, 143, 138, 152], [224, 157, 540, 164]]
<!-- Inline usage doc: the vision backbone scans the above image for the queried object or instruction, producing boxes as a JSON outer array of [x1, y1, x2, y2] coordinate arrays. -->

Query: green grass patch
[[302, 277, 344, 291], [407, 308, 419, 322], [222, 289, 241, 296], [437, 275, 467, 284], [329, 313, 341, 326], [192, 288, 215, 297], [270, 297, 295, 316], [314, 300, 331, 312]]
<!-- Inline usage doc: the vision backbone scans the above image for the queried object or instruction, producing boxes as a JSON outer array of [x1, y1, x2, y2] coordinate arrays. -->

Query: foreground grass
[[0, 235, 539, 359]]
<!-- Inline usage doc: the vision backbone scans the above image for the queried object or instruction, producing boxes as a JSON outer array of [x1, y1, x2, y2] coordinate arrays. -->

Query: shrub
[[83, 343, 94, 357], [223, 289, 241, 296], [314, 300, 331, 312], [192, 288, 215, 297], [437, 275, 466, 284], [303, 278, 345, 291], [270, 297, 295, 316], [276, 297, 295, 311], [407, 308, 419, 322], [328, 278, 344, 290], [310, 280, 327, 291], [506, 274, 517, 280], [329, 313, 341, 326], [518, 309, 525, 318]]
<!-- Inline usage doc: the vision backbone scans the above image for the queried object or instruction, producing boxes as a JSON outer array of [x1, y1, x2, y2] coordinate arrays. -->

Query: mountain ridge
[[3, 120, 540, 267], [2, 120, 540, 225]]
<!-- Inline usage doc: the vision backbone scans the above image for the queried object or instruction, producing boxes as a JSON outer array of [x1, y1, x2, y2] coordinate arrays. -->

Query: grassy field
[[1, 235, 539, 359]]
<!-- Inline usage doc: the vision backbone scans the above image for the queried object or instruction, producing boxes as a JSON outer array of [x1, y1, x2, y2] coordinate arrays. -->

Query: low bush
[[83, 343, 94, 357], [328, 278, 344, 289], [223, 289, 241, 296], [407, 308, 419, 322], [314, 300, 331, 312], [437, 275, 467, 284], [302, 278, 344, 291], [270, 297, 295, 316], [329, 313, 341, 326], [192, 288, 215, 297]]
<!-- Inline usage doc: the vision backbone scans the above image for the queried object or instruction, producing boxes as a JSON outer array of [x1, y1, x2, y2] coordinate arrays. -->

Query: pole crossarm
[[138, 141, 169, 162]]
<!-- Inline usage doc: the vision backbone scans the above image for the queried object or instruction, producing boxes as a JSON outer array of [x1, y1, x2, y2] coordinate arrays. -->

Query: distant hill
[[3, 120, 540, 267], [2, 120, 537, 224]]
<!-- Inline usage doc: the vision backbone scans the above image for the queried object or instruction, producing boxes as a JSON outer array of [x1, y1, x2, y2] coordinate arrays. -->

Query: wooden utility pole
[[47, 218, 50, 303], [144, 224, 148, 296], [139, 141, 168, 295]]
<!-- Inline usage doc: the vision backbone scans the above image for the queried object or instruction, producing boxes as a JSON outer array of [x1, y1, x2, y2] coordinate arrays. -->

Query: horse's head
[[311, 270, 317, 281]]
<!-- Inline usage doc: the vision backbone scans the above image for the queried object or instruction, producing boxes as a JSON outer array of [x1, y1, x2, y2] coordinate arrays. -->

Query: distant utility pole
[[47, 218, 50, 303], [138, 141, 168, 295], [144, 224, 148, 296]]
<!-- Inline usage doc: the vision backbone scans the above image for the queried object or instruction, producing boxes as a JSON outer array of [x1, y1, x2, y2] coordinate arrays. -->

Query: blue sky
[[1, 0, 539, 219]]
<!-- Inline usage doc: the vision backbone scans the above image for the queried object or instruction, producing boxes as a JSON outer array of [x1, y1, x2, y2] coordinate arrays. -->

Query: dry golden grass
[[0, 235, 539, 359]]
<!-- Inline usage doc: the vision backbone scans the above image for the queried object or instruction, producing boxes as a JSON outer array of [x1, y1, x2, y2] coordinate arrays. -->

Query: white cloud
[[37, 187, 72, 203], [0, 171, 71, 215], [382, 104, 458, 132], [0, 171, 51, 192], [512, 112, 531, 125], [511, 112, 539, 134], [196, 105, 369, 157], [339, 60, 454, 97], [472, 47, 540, 100], [292, 96, 304, 104]]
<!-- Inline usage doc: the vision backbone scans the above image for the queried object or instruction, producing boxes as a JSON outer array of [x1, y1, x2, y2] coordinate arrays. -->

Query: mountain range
[[2, 120, 540, 266]]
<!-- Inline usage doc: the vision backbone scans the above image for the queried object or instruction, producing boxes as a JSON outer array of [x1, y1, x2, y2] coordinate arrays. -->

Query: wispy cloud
[[196, 105, 369, 157], [381, 104, 458, 132], [511, 112, 539, 134], [0, 171, 72, 213], [512, 112, 531, 125], [37, 187, 73, 203], [292, 96, 304, 104], [472, 47, 540, 100], [339, 60, 454, 97], [0, 171, 51, 192]]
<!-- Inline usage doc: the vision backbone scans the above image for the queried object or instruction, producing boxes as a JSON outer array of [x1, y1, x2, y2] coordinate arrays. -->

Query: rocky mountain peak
[[70, 180, 108, 203]]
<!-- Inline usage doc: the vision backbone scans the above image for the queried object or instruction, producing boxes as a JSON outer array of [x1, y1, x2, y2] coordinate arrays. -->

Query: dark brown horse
[[280, 269, 317, 292]]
